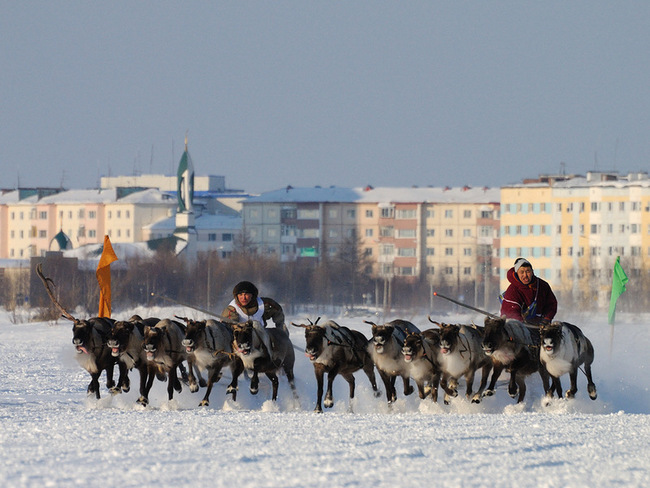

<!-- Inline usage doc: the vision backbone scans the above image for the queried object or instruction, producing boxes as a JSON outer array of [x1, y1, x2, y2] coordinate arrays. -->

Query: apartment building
[[242, 186, 501, 294], [0, 188, 176, 259], [500, 171, 650, 304]]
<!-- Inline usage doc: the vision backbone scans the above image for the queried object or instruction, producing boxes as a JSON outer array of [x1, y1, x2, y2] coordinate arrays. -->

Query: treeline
[[1, 240, 643, 319]]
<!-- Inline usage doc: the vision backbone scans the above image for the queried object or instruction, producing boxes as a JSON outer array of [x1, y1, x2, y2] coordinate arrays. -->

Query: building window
[[396, 209, 416, 219], [464, 267, 472, 275], [365, 228, 374, 237], [328, 229, 339, 238], [39, 211, 47, 219], [445, 248, 453, 256], [39, 230, 46, 238], [328, 209, 338, 218], [281, 225, 297, 237], [281, 208, 296, 219], [397, 229, 416, 238], [346, 209, 356, 218], [380, 207, 394, 218], [298, 209, 319, 219], [399, 267, 414, 276], [380, 226, 394, 237], [463, 210, 471, 218], [426, 247, 435, 256], [397, 248, 416, 257], [444, 209, 453, 218], [222, 233, 233, 241], [444, 267, 453, 275], [463, 248, 472, 256], [365, 209, 373, 218], [427, 266, 435, 274], [445, 229, 453, 237], [117, 211, 121, 218], [208, 234, 217, 241], [380, 244, 394, 255], [426, 229, 435, 237], [463, 229, 472, 237], [89, 211, 96, 219]]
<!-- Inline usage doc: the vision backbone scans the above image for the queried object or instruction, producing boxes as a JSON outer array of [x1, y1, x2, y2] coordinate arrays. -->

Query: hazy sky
[[2, 2, 650, 194]]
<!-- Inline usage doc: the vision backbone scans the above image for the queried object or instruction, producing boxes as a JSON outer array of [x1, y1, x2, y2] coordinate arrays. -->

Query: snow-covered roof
[[144, 213, 242, 231], [113, 188, 176, 204], [245, 186, 500, 204]]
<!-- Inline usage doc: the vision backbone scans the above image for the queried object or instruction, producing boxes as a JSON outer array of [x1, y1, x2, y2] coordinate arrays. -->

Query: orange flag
[[96, 235, 118, 318]]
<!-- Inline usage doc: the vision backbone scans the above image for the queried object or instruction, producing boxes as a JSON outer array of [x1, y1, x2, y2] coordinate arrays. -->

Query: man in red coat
[[500, 258, 557, 325]]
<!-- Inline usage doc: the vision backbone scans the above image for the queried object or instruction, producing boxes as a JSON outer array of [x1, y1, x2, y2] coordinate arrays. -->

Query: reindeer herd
[[37, 265, 598, 412]]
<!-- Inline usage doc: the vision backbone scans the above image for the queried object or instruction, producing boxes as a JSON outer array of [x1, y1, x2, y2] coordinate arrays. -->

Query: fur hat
[[513, 257, 532, 272], [232, 281, 258, 298]]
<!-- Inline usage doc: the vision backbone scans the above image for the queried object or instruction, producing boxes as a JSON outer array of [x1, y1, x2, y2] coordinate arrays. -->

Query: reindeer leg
[[324, 367, 339, 409], [250, 371, 259, 395], [314, 365, 325, 413], [199, 366, 223, 407], [566, 368, 579, 399], [430, 372, 440, 403], [105, 363, 116, 390], [472, 363, 492, 403], [267, 372, 279, 401], [88, 372, 101, 399], [137, 365, 156, 406], [167, 366, 178, 401], [113, 362, 130, 394], [484, 362, 503, 397], [363, 361, 381, 398], [187, 359, 199, 393], [516, 373, 527, 403], [227, 360, 243, 401], [402, 374, 414, 396]]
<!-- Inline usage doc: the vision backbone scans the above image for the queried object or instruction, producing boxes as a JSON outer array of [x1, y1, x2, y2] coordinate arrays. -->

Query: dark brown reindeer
[[365, 319, 420, 404], [179, 316, 244, 407], [107, 315, 161, 405], [231, 320, 296, 402], [481, 316, 543, 403], [539, 321, 597, 402], [401, 329, 443, 402], [142, 318, 188, 403], [429, 317, 492, 404], [36, 263, 128, 399], [292, 317, 380, 412]]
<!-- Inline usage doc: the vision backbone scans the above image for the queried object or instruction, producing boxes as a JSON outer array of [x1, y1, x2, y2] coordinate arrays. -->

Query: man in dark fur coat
[[500, 258, 557, 325], [221, 281, 288, 334]]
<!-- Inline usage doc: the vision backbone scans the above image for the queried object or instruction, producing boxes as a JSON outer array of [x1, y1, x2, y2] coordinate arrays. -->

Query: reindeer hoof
[[373, 390, 382, 398], [136, 396, 149, 406], [588, 385, 597, 400], [565, 390, 575, 399], [250, 386, 258, 395], [226, 385, 238, 395], [109, 386, 121, 396], [404, 385, 414, 396], [508, 387, 518, 398], [314, 406, 323, 413], [199, 400, 209, 407], [483, 389, 494, 397], [189, 384, 199, 393], [471, 394, 482, 404], [324, 399, 334, 408], [121, 385, 130, 393]]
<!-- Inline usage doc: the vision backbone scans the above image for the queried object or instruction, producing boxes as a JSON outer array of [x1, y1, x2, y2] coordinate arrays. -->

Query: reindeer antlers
[[291, 317, 321, 328], [35, 263, 76, 322]]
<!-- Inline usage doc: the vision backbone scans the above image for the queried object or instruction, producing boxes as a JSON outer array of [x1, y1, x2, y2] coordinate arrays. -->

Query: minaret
[[174, 134, 198, 258]]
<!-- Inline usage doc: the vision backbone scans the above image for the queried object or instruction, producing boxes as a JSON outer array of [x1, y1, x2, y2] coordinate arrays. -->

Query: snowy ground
[[1, 306, 649, 487]]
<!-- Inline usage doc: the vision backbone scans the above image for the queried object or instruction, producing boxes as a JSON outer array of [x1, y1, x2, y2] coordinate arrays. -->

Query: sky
[[1, 306, 649, 487], [2, 2, 650, 194]]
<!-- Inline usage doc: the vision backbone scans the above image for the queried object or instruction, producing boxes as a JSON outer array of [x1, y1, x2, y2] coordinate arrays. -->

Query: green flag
[[608, 256, 628, 325]]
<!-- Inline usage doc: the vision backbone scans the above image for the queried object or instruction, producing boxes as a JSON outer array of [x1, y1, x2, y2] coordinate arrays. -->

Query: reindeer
[[292, 318, 380, 412], [481, 316, 543, 403], [142, 318, 188, 403], [401, 328, 442, 402], [429, 317, 492, 404], [107, 315, 162, 405], [179, 316, 244, 407], [539, 321, 597, 401], [35, 263, 127, 399], [365, 319, 420, 404], [231, 320, 296, 402]]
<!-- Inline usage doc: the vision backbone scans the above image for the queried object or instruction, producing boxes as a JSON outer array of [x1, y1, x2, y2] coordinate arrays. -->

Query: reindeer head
[[292, 318, 326, 361], [107, 320, 136, 357], [182, 319, 207, 353], [364, 320, 395, 354], [481, 316, 508, 355], [143, 324, 165, 361], [401, 331, 423, 362], [232, 321, 255, 355], [539, 322, 563, 355], [438, 323, 461, 355]]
